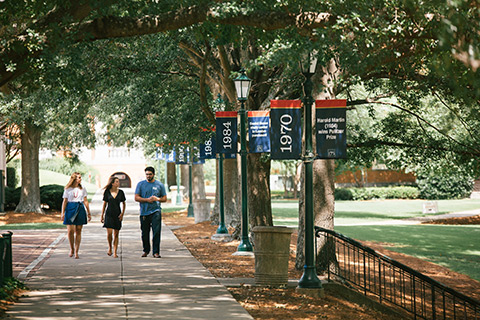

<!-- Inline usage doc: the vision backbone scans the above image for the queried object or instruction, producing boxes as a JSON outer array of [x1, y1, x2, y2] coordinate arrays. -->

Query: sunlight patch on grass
[[0, 223, 65, 230]]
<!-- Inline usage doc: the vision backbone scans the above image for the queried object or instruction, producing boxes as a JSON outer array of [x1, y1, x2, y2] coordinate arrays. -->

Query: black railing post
[[2, 232, 12, 278], [0, 236, 5, 286], [378, 259, 382, 303], [363, 254, 367, 295], [413, 277, 417, 320], [315, 226, 480, 319]]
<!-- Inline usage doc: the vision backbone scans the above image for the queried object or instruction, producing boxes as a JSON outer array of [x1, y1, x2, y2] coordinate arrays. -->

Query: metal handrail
[[315, 226, 480, 319]]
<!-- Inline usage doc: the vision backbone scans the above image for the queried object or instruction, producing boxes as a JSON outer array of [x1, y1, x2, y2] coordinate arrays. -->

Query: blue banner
[[165, 150, 175, 163], [223, 152, 236, 159], [199, 136, 216, 159], [175, 146, 188, 164], [248, 111, 271, 153], [191, 147, 205, 164], [215, 111, 238, 155], [155, 148, 164, 160], [315, 99, 347, 159], [270, 100, 302, 160]]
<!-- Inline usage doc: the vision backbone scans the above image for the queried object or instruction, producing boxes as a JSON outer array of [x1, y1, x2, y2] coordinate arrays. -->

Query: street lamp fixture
[[234, 69, 252, 101], [234, 68, 253, 253], [300, 51, 318, 75], [297, 51, 322, 289]]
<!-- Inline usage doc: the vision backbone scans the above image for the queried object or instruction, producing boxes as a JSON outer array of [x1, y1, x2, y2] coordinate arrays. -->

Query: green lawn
[[162, 206, 188, 213], [272, 198, 480, 225], [335, 224, 480, 282], [40, 169, 99, 200], [272, 198, 480, 282], [0, 223, 65, 230]]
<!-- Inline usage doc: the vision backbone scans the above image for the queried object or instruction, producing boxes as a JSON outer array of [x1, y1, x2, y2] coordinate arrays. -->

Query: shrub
[[335, 186, 419, 201], [6, 167, 17, 188], [4, 187, 20, 210], [4, 185, 64, 211], [40, 184, 64, 210], [334, 188, 353, 200], [417, 174, 473, 199]]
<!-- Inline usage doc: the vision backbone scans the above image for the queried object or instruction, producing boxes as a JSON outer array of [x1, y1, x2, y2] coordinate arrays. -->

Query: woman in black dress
[[100, 176, 126, 258]]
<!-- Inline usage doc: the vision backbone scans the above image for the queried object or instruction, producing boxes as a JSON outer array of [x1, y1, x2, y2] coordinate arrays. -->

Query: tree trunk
[[15, 120, 43, 213], [295, 160, 336, 271], [181, 164, 188, 191], [192, 164, 206, 200], [247, 153, 272, 227], [167, 162, 176, 190], [313, 159, 336, 273], [212, 157, 240, 230]]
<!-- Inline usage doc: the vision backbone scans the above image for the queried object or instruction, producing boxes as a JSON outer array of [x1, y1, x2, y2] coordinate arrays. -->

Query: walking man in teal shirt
[[135, 166, 167, 258]]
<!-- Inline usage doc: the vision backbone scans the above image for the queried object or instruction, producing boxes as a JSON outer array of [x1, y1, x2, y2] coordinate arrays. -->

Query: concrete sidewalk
[[5, 189, 252, 319]]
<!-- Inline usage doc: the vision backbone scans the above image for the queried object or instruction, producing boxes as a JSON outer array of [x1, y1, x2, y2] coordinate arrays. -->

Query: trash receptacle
[[253, 226, 293, 286]]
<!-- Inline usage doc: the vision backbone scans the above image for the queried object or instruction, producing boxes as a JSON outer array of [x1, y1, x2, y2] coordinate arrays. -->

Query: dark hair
[[145, 166, 155, 174], [103, 176, 119, 190]]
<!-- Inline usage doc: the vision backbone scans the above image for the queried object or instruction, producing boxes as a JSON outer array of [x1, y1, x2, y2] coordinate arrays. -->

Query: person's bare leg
[[107, 228, 113, 256], [113, 229, 120, 258], [74, 225, 83, 259], [67, 225, 75, 257]]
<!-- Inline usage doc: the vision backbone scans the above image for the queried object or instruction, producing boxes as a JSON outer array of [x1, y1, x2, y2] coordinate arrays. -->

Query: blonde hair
[[65, 172, 83, 189], [103, 176, 119, 190]]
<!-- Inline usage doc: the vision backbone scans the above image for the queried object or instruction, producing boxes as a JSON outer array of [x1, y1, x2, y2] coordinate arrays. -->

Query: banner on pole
[[215, 111, 238, 155], [270, 100, 302, 159], [248, 111, 270, 153], [175, 146, 188, 164], [191, 147, 205, 164], [155, 148, 164, 160], [165, 150, 175, 163], [315, 99, 347, 159], [199, 136, 216, 159]]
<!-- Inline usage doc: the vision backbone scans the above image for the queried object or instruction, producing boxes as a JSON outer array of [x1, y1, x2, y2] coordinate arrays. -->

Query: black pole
[[298, 71, 322, 289]]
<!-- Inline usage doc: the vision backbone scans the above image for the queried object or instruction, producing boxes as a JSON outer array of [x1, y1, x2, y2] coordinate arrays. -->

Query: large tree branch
[[349, 139, 480, 158], [0, 4, 334, 88], [198, 42, 216, 124], [349, 98, 480, 155]]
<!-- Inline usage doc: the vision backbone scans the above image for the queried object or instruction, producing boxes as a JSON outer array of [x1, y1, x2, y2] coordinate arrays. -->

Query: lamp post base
[[187, 204, 194, 217], [295, 287, 325, 298], [236, 238, 253, 252], [232, 250, 254, 257], [298, 266, 322, 288], [215, 224, 229, 234], [211, 233, 233, 242]]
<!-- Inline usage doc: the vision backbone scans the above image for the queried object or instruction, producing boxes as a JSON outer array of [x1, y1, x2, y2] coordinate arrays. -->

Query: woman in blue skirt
[[61, 172, 92, 259]]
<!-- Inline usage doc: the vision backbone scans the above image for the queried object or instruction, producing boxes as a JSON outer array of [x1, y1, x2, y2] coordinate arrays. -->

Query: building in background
[[78, 146, 148, 190]]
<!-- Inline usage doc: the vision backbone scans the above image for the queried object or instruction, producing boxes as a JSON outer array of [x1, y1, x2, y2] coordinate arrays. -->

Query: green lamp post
[[297, 52, 322, 289], [234, 69, 253, 252], [187, 147, 194, 217], [215, 94, 228, 234], [175, 163, 182, 205]]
